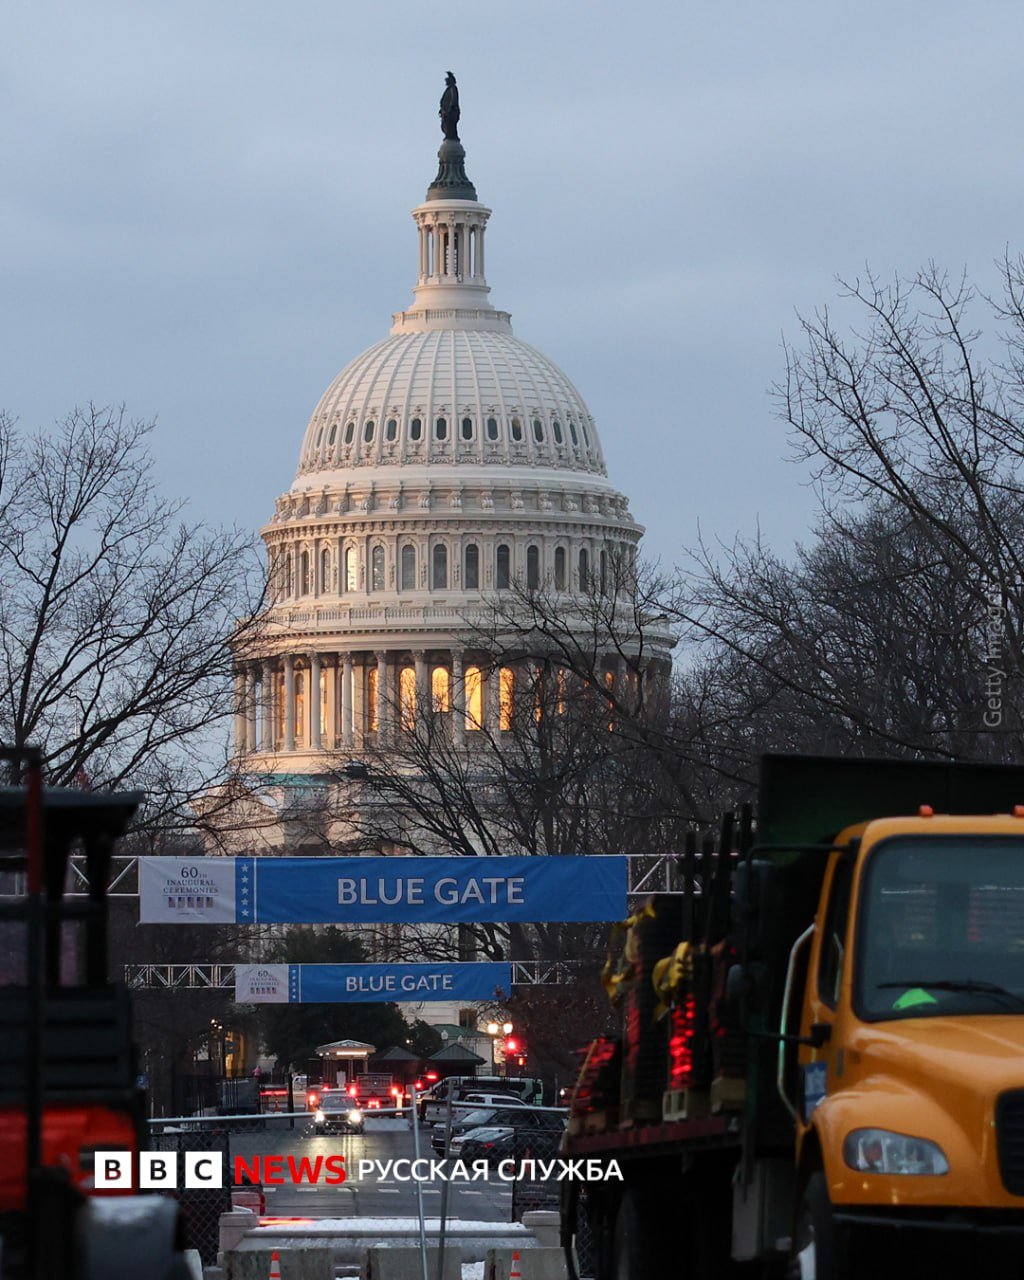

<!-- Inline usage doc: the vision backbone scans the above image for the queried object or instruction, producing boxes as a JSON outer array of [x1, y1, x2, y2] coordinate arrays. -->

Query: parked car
[[459, 1092, 527, 1109], [431, 1105, 564, 1155], [313, 1094, 365, 1135]]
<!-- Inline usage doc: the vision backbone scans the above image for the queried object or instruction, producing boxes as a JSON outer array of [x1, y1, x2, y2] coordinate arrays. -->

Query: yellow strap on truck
[[601, 902, 658, 1004], [652, 941, 693, 1018]]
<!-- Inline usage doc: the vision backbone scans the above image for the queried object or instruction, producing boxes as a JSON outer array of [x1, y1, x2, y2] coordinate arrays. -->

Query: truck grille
[[996, 1090, 1024, 1194]]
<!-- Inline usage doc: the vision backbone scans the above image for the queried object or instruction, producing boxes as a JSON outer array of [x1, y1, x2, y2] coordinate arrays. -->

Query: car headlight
[[348, 1110, 363, 1125], [843, 1128, 949, 1175], [314, 1109, 325, 1122]]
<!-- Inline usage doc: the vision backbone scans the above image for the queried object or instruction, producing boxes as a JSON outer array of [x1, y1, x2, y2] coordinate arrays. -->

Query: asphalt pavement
[[229, 1115, 514, 1222]]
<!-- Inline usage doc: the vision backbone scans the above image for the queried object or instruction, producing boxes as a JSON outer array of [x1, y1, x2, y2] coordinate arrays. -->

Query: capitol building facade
[[222, 87, 668, 858]]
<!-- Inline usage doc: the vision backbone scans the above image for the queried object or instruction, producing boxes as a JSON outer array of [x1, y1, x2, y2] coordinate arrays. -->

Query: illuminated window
[[295, 670, 306, 744], [527, 545, 540, 589], [372, 546, 385, 592], [345, 547, 357, 592], [432, 544, 448, 590], [399, 666, 416, 731], [464, 665, 483, 730], [367, 667, 378, 733], [510, 417, 523, 442], [554, 547, 566, 590], [496, 544, 511, 589], [401, 545, 416, 590], [556, 666, 567, 715], [432, 666, 451, 713], [499, 667, 514, 731], [464, 544, 479, 589]]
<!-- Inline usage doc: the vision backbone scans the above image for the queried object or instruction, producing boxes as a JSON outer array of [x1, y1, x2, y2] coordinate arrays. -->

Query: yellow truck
[[562, 754, 1024, 1279]]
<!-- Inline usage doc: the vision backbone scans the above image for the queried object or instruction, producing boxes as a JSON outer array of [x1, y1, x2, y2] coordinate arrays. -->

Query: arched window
[[320, 547, 331, 594], [372, 546, 385, 592], [553, 420, 563, 444], [432, 666, 451, 713], [461, 417, 473, 440], [315, 427, 324, 449], [464, 665, 483, 731], [401, 544, 416, 590], [328, 422, 338, 446], [499, 667, 514, 731], [496, 544, 511, 590], [435, 417, 448, 440], [432, 544, 448, 589], [344, 547, 357, 593], [600, 549, 608, 594], [367, 667, 378, 733], [568, 419, 578, 446], [582, 421, 591, 447], [363, 420, 375, 443], [464, 544, 479, 589], [486, 416, 499, 440], [527, 545, 540, 589], [294, 670, 306, 745], [399, 666, 416, 732], [300, 550, 311, 595], [510, 417, 523, 442], [386, 418, 398, 441], [579, 547, 590, 589], [344, 421, 355, 444], [410, 417, 422, 441], [533, 418, 544, 443], [554, 546, 566, 591]]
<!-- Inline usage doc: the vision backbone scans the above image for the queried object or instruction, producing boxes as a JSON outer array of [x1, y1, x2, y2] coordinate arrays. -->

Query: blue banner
[[140, 855, 627, 924], [234, 962, 512, 1003]]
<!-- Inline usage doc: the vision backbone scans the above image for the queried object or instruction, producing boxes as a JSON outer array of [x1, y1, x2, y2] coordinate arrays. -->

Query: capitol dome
[[229, 96, 661, 785]]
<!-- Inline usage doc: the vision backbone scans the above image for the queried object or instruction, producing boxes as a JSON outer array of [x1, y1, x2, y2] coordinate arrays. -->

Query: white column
[[414, 650, 428, 714], [342, 654, 354, 747], [233, 671, 246, 755], [245, 666, 258, 752], [476, 223, 484, 278], [452, 651, 465, 747], [284, 653, 296, 751], [325, 659, 338, 749], [485, 663, 500, 735], [375, 650, 387, 741], [261, 661, 275, 751], [310, 651, 322, 750]]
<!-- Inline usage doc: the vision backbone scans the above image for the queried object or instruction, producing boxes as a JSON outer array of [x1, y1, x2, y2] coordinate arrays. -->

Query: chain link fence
[[150, 1126, 232, 1264], [510, 1123, 564, 1220]]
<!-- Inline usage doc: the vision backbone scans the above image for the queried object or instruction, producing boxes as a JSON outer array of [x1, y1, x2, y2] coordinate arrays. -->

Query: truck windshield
[[857, 836, 1024, 1020]]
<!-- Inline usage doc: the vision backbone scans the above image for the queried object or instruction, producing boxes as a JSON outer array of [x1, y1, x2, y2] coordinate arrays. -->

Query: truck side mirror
[[733, 859, 777, 956]]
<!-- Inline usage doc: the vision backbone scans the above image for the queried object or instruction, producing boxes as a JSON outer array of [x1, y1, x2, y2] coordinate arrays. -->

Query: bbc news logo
[[94, 1153, 348, 1190]]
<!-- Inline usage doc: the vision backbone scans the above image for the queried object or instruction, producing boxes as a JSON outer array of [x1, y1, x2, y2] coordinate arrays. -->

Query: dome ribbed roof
[[295, 329, 606, 480]]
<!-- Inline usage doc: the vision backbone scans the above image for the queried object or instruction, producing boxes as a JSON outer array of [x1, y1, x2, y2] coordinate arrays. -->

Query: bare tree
[[0, 404, 265, 829]]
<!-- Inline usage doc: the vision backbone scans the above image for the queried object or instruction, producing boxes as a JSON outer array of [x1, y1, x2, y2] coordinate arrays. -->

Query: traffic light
[[505, 1036, 519, 1054]]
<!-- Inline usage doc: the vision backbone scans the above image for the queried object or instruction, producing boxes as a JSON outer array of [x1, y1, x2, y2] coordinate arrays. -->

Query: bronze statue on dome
[[440, 72, 461, 141]]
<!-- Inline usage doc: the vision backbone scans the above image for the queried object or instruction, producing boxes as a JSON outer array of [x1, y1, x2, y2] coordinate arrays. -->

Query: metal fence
[[510, 1124, 564, 1221], [149, 1125, 232, 1264]]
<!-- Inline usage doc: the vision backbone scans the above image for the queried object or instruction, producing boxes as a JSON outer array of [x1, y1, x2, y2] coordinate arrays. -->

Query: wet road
[[229, 1115, 514, 1221]]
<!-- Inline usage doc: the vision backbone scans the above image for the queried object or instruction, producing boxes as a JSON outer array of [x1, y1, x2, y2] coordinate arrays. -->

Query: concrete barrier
[[486, 1247, 567, 1280], [224, 1246, 334, 1280], [360, 1246, 461, 1280], [234, 1219, 532, 1265], [521, 1212, 561, 1249]]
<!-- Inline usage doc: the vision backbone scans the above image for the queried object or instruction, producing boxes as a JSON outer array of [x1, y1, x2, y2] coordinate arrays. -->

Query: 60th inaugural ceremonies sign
[[139, 855, 628, 925]]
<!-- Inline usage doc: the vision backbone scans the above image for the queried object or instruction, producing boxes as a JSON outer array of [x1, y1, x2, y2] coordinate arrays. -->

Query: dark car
[[431, 1106, 565, 1155], [313, 1095, 365, 1135]]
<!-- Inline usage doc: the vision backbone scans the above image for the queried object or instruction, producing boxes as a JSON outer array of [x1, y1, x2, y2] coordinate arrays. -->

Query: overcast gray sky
[[3, 1, 1023, 568]]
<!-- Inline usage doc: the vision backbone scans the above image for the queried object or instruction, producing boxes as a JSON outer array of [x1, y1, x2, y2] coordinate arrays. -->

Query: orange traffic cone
[[510, 1249, 522, 1280], [268, 1249, 282, 1280]]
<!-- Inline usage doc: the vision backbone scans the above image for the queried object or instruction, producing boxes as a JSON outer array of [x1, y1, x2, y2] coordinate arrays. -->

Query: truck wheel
[[790, 1172, 843, 1280]]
